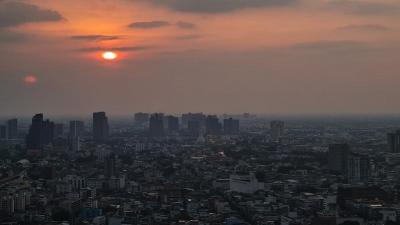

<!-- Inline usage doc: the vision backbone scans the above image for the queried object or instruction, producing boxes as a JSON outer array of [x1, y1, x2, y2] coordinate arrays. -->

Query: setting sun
[[102, 51, 117, 60]]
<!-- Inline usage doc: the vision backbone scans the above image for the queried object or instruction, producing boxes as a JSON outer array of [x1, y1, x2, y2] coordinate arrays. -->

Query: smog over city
[[1, 1, 400, 225]]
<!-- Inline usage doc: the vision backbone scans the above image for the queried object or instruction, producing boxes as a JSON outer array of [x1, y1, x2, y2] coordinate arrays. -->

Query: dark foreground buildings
[[93, 112, 109, 143], [26, 114, 54, 149]]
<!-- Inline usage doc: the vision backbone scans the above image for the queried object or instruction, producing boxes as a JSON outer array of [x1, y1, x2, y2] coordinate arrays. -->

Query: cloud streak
[[0, 1, 63, 28], [337, 24, 389, 32], [139, 0, 297, 13], [77, 46, 153, 52], [128, 21, 170, 29], [71, 35, 123, 41], [328, 0, 400, 15]]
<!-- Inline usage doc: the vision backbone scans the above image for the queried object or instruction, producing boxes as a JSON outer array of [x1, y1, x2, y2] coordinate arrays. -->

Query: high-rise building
[[205, 115, 222, 135], [54, 123, 64, 138], [149, 113, 164, 137], [6, 119, 18, 139], [328, 144, 350, 174], [0, 125, 7, 140], [93, 112, 109, 143], [167, 115, 179, 132], [188, 120, 202, 137], [270, 120, 284, 142], [182, 113, 205, 129], [388, 130, 400, 153], [26, 114, 54, 149], [105, 154, 116, 178], [134, 113, 149, 126], [223, 118, 240, 135], [69, 120, 85, 137], [347, 153, 370, 183]]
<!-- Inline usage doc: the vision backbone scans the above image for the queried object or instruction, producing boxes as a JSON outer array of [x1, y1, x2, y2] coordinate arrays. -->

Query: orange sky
[[1, 0, 400, 115]]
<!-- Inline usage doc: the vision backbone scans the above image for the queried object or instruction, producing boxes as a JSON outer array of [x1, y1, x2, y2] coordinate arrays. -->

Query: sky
[[1, 0, 400, 116]]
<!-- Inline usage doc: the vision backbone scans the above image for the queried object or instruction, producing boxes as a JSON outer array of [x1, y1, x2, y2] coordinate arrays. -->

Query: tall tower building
[[328, 144, 350, 174], [347, 153, 370, 183], [93, 112, 109, 143], [0, 125, 7, 140], [134, 113, 149, 126], [167, 115, 179, 132], [205, 115, 222, 135], [223, 118, 240, 135], [26, 114, 54, 149], [69, 120, 85, 137], [105, 154, 116, 178], [149, 113, 164, 137], [182, 113, 205, 129], [388, 130, 400, 153], [270, 120, 284, 142], [6, 119, 18, 139], [53, 123, 64, 138]]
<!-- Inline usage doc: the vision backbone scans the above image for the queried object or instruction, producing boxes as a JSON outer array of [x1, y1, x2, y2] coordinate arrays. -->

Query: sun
[[102, 51, 117, 60]]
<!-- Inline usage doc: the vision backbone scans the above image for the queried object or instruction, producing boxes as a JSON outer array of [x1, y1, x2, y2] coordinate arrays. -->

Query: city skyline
[[1, 0, 400, 115]]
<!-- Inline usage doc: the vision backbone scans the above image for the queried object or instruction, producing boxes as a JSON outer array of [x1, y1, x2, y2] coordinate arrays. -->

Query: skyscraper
[[205, 115, 222, 135], [328, 144, 350, 174], [167, 115, 179, 132], [6, 119, 18, 139], [134, 112, 149, 126], [93, 112, 109, 143], [270, 120, 284, 142], [0, 125, 7, 140], [223, 118, 240, 135], [149, 113, 164, 137], [347, 153, 370, 183], [69, 120, 85, 137], [182, 113, 205, 129], [388, 130, 400, 153], [26, 114, 54, 149], [53, 123, 64, 138], [105, 154, 116, 178]]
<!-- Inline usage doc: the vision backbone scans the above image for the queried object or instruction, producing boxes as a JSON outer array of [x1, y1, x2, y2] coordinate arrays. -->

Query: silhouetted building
[[0, 125, 6, 140], [54, 123, 64, 138], [149, 113, 164, 137], [6, 119, 18, 139], [167, 115, 179, 132], [182, 113, 205, 129], [93, 112, 109, 143], [388, 130, 400, 153], [134, 112, 149, 126], [328, 144, 350, 174], [188, 120, 201, 137], [69, 120, 85, 137], [105, 154, 116, 178], [223, 118, 239, 135], [347, 153, 370, 183], [270, 120, 284, 142], [26, 114, 54, 149], [205, 115, 221, 135]]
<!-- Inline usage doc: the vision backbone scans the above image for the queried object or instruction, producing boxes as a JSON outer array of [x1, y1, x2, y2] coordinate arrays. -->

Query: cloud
[[78, 46, 153, 52], [292, 40, 367, 51], [136, 0, 297, 13], [0, 1, 63, 28], [128, 21, 170, 29], [0, 30, 26, 42], [328, 0, 400, 15], [176, 34, 202, 40], [176, 21, 196, 29], [128, 20, 197, 30], [71, 35, 123, 41], [337, 24, 389, 32]]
